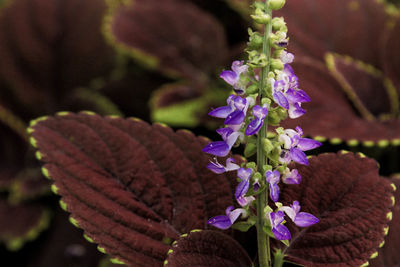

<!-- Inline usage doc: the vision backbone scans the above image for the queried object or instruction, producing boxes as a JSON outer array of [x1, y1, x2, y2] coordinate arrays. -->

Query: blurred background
[[1, 0, 400, 266]]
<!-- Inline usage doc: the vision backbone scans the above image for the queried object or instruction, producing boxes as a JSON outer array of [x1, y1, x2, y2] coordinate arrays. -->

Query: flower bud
[[251, 8, 271, 24], [262, 138, 274, 154], [271, 58, 284, 70], [272, 17, 286, 31], [246, 84, 259, 94], [268, 0, 286, 10], [244, 143, 257, 157]]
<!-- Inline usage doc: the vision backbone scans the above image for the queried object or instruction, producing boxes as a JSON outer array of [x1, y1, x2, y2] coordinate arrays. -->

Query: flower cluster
[[203, 0, 321, 244]]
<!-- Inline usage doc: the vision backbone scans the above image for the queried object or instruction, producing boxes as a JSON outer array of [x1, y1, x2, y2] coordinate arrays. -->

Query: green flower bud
[[251, 8, 271, 24], [268, 110, 282, 125], [246, 162, 257, 170], [272, 17, 286, 31], [248, 29, 263, 50], [271, 58, 284, 70], [244, 142, 257, 157], [262, 138, 274, 154], [253, 172, 262, 180], [246, 84, 259, 94], [261, 97, 271, 106], [268, 0, 286, 10]]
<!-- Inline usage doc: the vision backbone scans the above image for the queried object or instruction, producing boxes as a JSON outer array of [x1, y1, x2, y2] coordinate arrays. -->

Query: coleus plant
[[27, 0, 398, 266]]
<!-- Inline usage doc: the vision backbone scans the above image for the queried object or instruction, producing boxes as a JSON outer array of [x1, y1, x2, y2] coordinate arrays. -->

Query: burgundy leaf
[[382, 17, 400, 95], [107, 0, 228, 82], [29, 112, 237, 266], [9, 167, 51, 202], [0, 0, 114, 117], [0, 199, 50, 251], [276, 0, 387, 68], [279, 152, 395, 267], [326, 53, 397, 119], [282, 57, 400, 143], [369, 176, 400, 267], [165, 230, 252, 267]]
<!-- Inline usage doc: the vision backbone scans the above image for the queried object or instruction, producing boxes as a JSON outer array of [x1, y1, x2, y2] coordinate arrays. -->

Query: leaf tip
[[329, 137, 342, 145], [110, 257, 125, 265], [167, 249, 173, 255], [360, 261, 369, 267], [379, 240, 385, 248], [391, 196, 395, 206], [346, 139, 359, 146], [69, 217, 80, 228], [29, 116, 49, 128], [129, 117, 144, 122], [83, 234, 94, 243], [56, 111, 72, 117], [97, 246, 106, 254], [41, 167, 51, 180], [369, 251, 379, 259], [35, 151, 43, 160], [80, 111, 97, 116], [377, 139, 389, 148], [190, 229, 202, 233], [386, 211, 393, 221], [340, 150, 350, 155], [362, 140, 375, 147], [390, 183, 397, 192], [391, 138, 400, 146], [29, 137, 38, 148], [163, 260, 168, 266], [383, 226, 389, 235], [50, 184, 59, 194], [357, 152, 367, 158], [59, 200, 68, 211], [313, 135, 327, 142]]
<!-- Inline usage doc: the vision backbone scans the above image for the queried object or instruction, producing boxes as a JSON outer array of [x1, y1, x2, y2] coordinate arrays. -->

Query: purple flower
[[206, 157, 240, 174], [282, 168, 301, 184], [209, 95, 253, 126], [202, 127, 241, 157], [270, 53, 311, 119], [207, 206, 246, 230], [269, 211, 291, 240], [280, 200, 319, 227], [279, 126, 322, 165], [235, 168, 255, 206], [245, 105, 269, 136], [265, 170, 281, 202], [220, 61, 249, 94]]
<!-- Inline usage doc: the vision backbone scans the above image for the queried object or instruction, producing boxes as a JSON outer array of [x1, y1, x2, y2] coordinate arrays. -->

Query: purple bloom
[[245, 105, 269, 136], [269, 211, 291, 240], [265, 170, 281, 202], [220, 61, 249, 94], [207, 157, 240, 174], [282, 168, 301, 184], [207, 206, 246, 230], [209, 95, 253, 126], [235, 168, 255, 206], [279, 127, 322, 165], [202, 127, 240, 157], [270, 53, 311, 119], [280, 200, 319, 227]]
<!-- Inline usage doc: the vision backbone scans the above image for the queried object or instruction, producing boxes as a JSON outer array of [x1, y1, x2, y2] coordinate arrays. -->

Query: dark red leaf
[[382, 17, 400, 95], [165, 230, 252, 267], [107, 0, 228, 82], [277, 0, 387, 68], [29, 112, 237, 266], [0, 0, 114, 117], [279, 152, 395, 267], [369, 176, 400, 267], [0, 199, 50, 251]]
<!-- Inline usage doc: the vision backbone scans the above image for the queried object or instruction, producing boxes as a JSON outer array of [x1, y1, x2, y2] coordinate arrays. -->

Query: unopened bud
[[251, 8, 271, 24], [272, 17, 286, 31], [268, 0, 286, 10], [244, 143, 257, 157], [271, 58, 284, 70], [262, 138, 274, 154]]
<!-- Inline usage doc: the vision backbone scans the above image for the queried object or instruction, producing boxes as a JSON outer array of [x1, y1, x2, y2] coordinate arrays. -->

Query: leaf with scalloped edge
[[281, 57, 400, 145], [28, 112, 238, 266], [0, 199, 51, 251], [276, 0, 387, 68], [369, 176, 400, 267], [277, 152, 395, 267], [104, 0, 228, 81], [0, 0, 114, 117], [164, 230, 252, 267]]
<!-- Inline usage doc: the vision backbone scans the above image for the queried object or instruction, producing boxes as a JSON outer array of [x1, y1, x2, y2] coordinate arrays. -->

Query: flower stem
[[256, 1, 272, 267]]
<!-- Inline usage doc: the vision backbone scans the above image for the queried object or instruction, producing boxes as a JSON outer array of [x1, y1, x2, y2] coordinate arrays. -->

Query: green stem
[[256, 1, 272, 267]]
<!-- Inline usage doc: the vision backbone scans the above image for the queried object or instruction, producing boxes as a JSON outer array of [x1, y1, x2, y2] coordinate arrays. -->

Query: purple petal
[[225, 110, 245, 125], [206, 162, 225, 174], [202, 141, 230, 157], [225, 131, 240, 149], [273, 91, 290, 109], [225, 158, 240, 172], [208, 106, 233, 118], [283, 64, 295, 76], [245, 118, 263, 136], [288, 103, 306, 119], [294, 212, 319, 227], [235, 179, 249, 201], [269, 183, 280, 202], [265, 170, 280, 184], [252, 105, 268, 119], [281, 52, 294, 64], [207, 215, 232, 230], [216, 127, 233, 140], [233, 96, 247, 111], [269, 210, 285, 226], [290, 147, 309, 165], [220, 70, 238, 86], [282, 169, 301, 184], [237, 168, 252, 181], [297, 138, 322, 151], [272, 224, 291, 240], [286, 89, 310, 103], [231, 60, 248, 75]]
